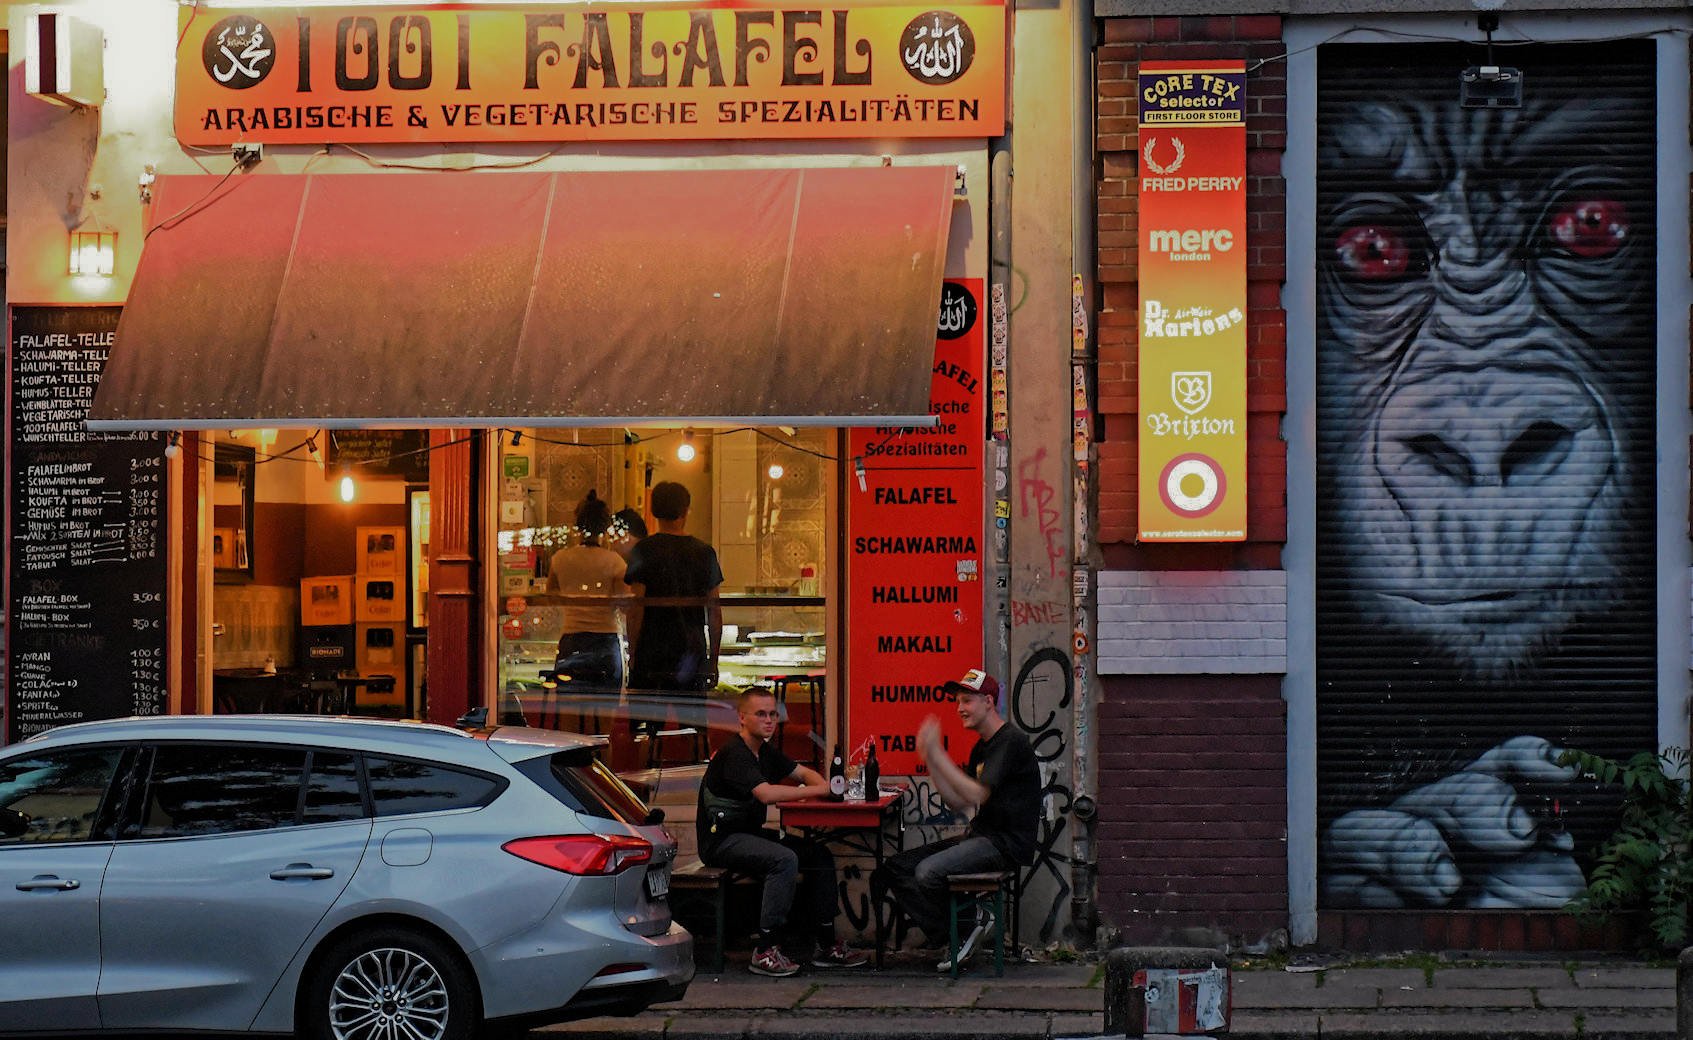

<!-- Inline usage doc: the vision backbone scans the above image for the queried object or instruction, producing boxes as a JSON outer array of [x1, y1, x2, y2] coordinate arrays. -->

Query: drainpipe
[[1069, 0, 1101, 947]]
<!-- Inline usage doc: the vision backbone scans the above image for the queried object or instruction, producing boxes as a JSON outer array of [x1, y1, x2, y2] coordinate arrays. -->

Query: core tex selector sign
[[1136, 62, 1247, 542], [175, 3, 1006, 145]]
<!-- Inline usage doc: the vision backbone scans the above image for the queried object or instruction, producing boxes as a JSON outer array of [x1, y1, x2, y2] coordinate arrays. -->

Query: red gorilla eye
[[1549, 199, 1628, 258], [1335, 225, 1410, 280]]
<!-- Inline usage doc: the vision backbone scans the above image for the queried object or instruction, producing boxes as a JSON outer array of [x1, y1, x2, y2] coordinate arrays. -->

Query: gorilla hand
[[1322, 736, 1583, 909]]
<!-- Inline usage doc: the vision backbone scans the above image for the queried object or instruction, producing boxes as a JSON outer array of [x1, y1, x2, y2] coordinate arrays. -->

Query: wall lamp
[[69, 229, 116, 277]]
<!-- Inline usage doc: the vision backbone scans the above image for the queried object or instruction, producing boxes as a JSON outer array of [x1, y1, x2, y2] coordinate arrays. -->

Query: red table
[[778, 790, 904, 967]]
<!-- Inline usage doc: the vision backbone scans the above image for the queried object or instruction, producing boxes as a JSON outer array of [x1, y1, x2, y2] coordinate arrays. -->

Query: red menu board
[[847, 278, 986, 775]]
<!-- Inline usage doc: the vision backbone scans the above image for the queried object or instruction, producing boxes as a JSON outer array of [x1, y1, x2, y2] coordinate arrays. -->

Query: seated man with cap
[[871, 668, 1040, 971]]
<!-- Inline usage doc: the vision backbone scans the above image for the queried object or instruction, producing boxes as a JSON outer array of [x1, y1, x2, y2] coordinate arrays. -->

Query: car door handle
[[16, 874, 79, 891], [269, 864, 335, 881]]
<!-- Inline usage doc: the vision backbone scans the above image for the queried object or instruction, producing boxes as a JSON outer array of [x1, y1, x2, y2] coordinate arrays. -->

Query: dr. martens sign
[[175, 3, 1005, 144]]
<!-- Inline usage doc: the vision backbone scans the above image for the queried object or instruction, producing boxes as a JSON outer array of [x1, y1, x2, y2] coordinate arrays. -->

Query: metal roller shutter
[[1313, 42, 1658, 911]]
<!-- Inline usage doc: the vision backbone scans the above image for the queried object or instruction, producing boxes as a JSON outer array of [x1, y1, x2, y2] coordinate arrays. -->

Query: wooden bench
[[668, 859, 755, 973], [944, 870, 1018, 978]]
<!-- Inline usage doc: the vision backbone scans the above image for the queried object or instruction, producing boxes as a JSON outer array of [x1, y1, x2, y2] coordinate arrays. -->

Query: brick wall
[[1097, 674, 1287, 945], [1096, 15, 1287, 572], [1097, 570, 1286, 674], [1093, 15, 1290, 946]]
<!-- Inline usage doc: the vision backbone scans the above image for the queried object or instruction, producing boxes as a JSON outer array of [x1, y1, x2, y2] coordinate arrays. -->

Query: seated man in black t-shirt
[[870, 669, 1040, 972], [696, 687, 869, 976]]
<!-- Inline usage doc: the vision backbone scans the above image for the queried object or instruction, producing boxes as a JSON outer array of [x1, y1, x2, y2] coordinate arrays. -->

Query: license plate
[[645, 865, 670, 899]]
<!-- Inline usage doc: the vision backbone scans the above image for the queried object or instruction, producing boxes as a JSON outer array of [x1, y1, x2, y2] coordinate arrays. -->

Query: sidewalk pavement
[[533, 953, 1678, 1040]]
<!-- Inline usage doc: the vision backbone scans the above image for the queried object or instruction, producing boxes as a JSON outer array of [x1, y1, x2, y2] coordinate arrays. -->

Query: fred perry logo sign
[[203, 15, 276, 89], [900, 11, 974, 86]]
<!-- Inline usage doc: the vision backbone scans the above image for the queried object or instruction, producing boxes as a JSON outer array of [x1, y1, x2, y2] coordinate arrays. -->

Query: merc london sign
[[175, 3, 1006, 145]]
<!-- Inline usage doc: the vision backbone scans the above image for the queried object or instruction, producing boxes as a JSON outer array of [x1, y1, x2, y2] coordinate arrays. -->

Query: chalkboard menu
[[326, 429, 430, 483], [7, 307, 169, 743]]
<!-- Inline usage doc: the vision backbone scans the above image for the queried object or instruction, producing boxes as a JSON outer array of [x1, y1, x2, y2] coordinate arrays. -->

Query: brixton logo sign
[[203, 15, 276, 88], [900, 11, 974, 86]]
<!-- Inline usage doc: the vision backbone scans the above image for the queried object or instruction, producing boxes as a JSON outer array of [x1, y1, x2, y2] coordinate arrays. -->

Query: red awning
[[87, 167, 956, 431]]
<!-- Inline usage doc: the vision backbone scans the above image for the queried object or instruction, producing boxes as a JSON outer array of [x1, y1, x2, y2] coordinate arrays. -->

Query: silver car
[[0, 715, 691, 1039]]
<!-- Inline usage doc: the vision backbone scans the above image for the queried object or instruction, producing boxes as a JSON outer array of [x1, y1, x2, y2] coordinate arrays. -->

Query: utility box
[[25, 12, 104, 108], [1103, 946, 1230, 1037]]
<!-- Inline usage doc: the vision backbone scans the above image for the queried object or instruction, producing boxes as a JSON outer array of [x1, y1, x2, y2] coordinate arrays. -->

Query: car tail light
[[502, 834, 653, 876]]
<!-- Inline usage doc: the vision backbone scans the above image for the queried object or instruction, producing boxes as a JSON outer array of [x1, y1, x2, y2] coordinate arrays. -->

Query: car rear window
[[138, 745, 307, 838], [514, 750, 651, 826], [364, 756, 501, 816], [302, 751, 364, 823]]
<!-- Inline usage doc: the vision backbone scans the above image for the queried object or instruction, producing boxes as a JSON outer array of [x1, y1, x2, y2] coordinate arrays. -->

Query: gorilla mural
[[1314, 44, 1658, 910]]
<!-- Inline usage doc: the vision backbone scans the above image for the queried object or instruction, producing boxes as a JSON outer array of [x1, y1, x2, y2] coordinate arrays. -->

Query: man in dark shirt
[[625, 481, 723, 692], [871, 668, 1040, 972], [697, 687, 869, 976]]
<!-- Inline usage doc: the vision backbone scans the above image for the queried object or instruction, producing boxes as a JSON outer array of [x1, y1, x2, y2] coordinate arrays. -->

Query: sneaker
[[936, 908, 995, 972], [811, 940, 870, 969], [749, 945, 800, 978]]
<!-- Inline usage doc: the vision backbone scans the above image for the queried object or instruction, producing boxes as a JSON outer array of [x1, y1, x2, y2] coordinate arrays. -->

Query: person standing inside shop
[[608, 507, 648, 562], [625, 480, 723, 693], [546, 490, 629, 695], [871, 669, 1040, 972]]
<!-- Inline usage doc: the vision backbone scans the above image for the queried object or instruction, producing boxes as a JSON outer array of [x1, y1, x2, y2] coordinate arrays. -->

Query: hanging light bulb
[[339, 472, 356, 502], [676, 430, 696, 463], [767, 462, 784, 480], [163, 432, 181, 460], [305, 432, 325, 475]]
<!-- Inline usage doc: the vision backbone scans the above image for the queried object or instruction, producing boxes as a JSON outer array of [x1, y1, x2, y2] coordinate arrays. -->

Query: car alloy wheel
[[329, 946, 450, 1040], [306, 927, 475, 1040]]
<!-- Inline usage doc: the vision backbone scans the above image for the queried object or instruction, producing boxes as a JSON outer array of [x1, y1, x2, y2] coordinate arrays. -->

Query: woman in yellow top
[[546, 491, 630, 693]]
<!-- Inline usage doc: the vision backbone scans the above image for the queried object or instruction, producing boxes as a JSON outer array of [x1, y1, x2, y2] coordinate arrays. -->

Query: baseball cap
[[941, 668, 1001, 702]]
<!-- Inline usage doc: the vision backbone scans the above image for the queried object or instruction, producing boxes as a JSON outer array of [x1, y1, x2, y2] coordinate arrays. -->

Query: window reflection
[[365, 757, 498, 816], [303, 752, 364, 823], [138, 746, 306, 838], [0, 749, 120, 845]]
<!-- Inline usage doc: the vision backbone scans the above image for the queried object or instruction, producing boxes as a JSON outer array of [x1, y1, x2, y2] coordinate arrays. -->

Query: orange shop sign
[[175, 3, 1006, 145]]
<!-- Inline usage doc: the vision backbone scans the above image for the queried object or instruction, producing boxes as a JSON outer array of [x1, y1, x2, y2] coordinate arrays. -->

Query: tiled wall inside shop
[[212, 584, 298, 669]]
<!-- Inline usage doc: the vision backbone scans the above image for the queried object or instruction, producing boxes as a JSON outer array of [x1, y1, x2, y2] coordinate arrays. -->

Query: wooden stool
[[945, 870, 1015, 978], [668, 860, 754, 973]]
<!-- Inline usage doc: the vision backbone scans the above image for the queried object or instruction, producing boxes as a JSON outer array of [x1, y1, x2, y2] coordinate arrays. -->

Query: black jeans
[[871, 835, 1008, 942], [705, 828, 841, 951], [555, 632, 623, 692]]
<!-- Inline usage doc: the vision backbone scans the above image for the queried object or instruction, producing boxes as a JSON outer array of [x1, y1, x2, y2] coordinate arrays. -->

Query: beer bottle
[[828, 745, 847, 800], [863, 741, 880, 799]]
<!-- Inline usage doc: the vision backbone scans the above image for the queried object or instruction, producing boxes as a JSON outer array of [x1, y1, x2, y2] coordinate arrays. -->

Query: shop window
[[492, 427, 833, 774]]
